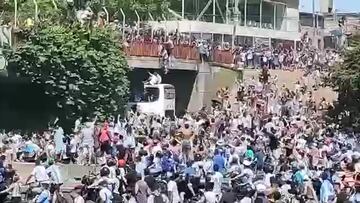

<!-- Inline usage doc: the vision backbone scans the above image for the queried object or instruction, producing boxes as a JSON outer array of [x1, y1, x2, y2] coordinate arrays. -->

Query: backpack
[[153, 194, 164, 203]]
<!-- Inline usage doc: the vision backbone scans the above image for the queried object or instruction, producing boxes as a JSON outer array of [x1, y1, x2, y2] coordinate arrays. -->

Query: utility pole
[[312, 0, 316, 39], [213, 0, 216, 23], [182, 0, 185, 19]]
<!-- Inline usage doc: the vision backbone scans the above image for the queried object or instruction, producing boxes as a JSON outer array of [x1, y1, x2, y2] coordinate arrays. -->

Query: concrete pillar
[[188, 62, 212, 112]]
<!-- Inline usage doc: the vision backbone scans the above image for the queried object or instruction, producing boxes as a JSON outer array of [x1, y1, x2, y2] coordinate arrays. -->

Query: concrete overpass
[[125, 43, 337, 114], [126, 56, 216, 113]]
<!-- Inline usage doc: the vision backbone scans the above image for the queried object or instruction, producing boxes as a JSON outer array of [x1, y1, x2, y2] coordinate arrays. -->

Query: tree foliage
[[1, 0, 67, 25], [326, 35, 360, 130], [88, 0, 170, 22], [4, 23, 130, 121], [1, 0, 171, 26]]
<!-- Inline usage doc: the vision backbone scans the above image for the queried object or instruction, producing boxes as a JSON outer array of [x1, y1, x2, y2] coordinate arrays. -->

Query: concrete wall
[[13, 162, 99, 184], [285, 0, 300, 33], [127, 56, 198, 71], [188, 62, 213, 112], [319, 0, 333, 13]]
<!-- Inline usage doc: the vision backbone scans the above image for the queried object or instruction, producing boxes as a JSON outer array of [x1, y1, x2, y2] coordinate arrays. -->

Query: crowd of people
[[0, 68, 359, 203], [121, 25, 342, 73]]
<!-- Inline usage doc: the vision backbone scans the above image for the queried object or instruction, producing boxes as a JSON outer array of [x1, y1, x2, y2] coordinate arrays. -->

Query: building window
[[237, 0, 246, 26], [246, 0, 261, 28], [275, 3, 285, 30], [261, 1, 274, 29]]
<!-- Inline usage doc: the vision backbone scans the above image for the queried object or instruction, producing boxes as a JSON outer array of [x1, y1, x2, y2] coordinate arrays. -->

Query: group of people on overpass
[[121, 25, 342, 74]]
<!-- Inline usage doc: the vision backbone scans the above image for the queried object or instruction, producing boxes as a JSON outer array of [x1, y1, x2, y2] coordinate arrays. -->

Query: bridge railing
[[124, 42, 234, 66], [212, 49, 233, 64]]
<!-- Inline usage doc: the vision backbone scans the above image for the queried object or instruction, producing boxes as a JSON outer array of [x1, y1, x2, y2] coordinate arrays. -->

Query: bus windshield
[[143, 87, 160, 102]]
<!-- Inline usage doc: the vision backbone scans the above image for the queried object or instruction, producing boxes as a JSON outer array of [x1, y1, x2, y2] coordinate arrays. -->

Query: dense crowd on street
[[0, 67, 359, 203]]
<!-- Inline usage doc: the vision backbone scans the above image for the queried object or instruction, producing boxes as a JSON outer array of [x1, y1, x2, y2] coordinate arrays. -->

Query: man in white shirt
[[46, 160, 63, 185], [212, 165, 223, 194], [242, 113, 252, 129], [80, 121, 96, 165], [25, 159, 49, 185], [246, 50, 254, 67], [99, 180, 113, 203], [69, 135, 78, 163], [167, 176, 180, 203]]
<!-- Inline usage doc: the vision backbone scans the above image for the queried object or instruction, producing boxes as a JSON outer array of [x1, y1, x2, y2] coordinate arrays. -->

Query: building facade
[[299, 12, 325, 49], [324, 12, 360, 49], [151, 0, 301, 48]]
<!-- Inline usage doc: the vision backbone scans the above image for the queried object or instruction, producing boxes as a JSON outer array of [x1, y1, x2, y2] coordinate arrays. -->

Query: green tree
[[326, 35, 360, 130], [76, 0, 170, 22], [1, 0, 67, 25], [4, 23, 130, 122], [1, 0, 171, 26]]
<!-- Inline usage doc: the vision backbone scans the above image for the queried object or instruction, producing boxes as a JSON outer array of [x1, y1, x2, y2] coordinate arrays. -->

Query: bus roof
[[144, 84, 175, 88]]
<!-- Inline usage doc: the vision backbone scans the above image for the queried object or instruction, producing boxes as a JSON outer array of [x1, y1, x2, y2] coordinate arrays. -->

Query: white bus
[[128, 84, 176, 118]]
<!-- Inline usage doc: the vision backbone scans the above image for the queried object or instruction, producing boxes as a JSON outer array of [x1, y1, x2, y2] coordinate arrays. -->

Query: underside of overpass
[[0, 77, 58, 130], [0, 56, 238, 130]]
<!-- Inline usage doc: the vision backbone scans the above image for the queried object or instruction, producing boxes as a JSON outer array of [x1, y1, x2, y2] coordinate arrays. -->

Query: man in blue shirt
[[213, 149, 225, 172], [320, 172, 335, 203], [36, 182, 51, 203], [184, 162, 195, 176]]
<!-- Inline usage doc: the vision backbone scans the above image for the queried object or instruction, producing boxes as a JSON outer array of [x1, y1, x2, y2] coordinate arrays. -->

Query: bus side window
[[164, 88, 175, 99]]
